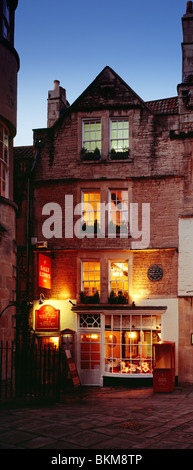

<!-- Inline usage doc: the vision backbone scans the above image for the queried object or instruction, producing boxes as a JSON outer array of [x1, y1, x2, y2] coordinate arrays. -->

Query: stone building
[[0, 0, 19, 343], [14, 2, 193, 385]]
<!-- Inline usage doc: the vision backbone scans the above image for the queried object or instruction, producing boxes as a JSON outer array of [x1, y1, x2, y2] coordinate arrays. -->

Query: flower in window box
[[81, 147, 101, 161], [110, 147, 130, 160]]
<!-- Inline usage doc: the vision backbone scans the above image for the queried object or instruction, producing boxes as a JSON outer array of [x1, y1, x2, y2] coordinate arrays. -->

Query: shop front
[[75, 306, 169, 386]]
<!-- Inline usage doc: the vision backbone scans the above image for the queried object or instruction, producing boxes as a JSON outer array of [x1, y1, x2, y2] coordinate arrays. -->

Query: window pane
[[104, 314, 162, 375]]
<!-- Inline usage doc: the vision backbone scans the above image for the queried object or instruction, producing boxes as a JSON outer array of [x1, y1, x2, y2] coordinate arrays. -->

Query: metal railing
[[0, 340, 68, 404]]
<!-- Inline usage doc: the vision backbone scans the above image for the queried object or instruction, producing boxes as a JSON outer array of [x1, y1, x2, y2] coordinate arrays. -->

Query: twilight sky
[[14, 0, 185, 147]]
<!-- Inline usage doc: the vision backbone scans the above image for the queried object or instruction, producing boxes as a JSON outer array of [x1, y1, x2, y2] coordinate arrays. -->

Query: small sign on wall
[[39, 254, 51, 290], [35, 304, 59, 331]]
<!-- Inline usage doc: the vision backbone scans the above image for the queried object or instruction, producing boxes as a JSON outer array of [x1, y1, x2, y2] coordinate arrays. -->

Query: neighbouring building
[[14, 2, 193, 386], [0, 0, 19, 343]]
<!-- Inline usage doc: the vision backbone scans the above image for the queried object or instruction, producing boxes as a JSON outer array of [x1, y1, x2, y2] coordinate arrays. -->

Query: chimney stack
[[47, 80, 69, 128], [186, 1, 193, 14]]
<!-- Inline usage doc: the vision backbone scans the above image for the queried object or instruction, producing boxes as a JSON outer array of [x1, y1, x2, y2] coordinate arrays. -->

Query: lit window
[[82, 191, 101, 231], [0, 123, 9, 198], [109, 190, 128, 234], [105, 314, 162, 375], [109, 261, 129, 301], [110, 119, 129, 154], [82, 261, 100, 298], [82, 120, 101, 153]]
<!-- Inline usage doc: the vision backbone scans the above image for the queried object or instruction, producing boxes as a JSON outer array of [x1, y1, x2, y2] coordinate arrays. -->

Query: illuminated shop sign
[[35, 304, 59, 331], [39, 254, 51, 290]]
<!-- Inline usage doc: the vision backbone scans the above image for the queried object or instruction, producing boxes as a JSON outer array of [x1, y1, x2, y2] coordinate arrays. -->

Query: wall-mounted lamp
[[68, 299, 75, 306], [39, 293, 45, 305], [132, 301, 136, 308]]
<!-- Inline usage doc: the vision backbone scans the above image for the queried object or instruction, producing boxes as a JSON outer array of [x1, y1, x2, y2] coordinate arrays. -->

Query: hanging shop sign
[[39, 254, 51, 289], [147, 265, 163, 282], [35, 304, 60, 331]]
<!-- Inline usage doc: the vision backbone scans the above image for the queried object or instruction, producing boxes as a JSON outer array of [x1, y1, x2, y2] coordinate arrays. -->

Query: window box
[[108, 221, 128, 235], [109, 148, 130, 160], [81, 147, 101, 161], [82, 220, 100, 235], [80, 291, 100, 304], [108, 290, 128, 305]]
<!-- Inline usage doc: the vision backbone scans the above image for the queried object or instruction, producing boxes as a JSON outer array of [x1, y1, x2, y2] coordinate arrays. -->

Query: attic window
[[110, 119, 129, 159], [82, 120, 101, 154]]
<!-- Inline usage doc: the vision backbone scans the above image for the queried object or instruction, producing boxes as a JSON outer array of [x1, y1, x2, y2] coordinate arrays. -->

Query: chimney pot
[[54, 80, 60, 91], [186, 1, 193, 14]]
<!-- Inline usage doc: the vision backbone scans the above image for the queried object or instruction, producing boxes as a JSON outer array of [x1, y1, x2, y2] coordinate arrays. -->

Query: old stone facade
[[0, 0, 19, 343], [14, 2, 193, 385]]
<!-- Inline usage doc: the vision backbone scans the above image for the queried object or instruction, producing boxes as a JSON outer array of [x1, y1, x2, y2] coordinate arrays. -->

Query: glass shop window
[[104, 314, 161, 375]]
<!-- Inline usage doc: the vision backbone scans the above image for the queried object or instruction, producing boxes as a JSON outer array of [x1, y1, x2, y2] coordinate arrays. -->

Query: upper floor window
[[109, 190, 128, 235], [109, 261, 129, 304], [82, 191, 101, 233], [0, 123, 9, 198], [81, 261, 100, 302], [81, 120, 101, 160], [110, 119, 129, 159]]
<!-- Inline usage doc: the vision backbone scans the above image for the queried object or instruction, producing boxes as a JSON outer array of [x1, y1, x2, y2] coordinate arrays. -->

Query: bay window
[[105, 314, 161, 375]]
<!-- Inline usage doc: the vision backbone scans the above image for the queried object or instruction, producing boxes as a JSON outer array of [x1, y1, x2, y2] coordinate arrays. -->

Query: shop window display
[[105, 314, 161, 375]]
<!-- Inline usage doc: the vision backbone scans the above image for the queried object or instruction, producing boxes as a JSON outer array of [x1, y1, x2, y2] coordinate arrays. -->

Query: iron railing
[[0, 341, 68, 404]]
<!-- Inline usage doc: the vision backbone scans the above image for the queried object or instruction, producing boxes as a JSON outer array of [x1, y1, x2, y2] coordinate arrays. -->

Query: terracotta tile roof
[[146, 96, 178, 115], [14, 146, 34, 160]]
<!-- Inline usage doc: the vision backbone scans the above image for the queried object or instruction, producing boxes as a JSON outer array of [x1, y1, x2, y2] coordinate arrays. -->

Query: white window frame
[[110, 119, 129, 153], [108, 189, 129, 234], [104, 313, 162, 376], [81, 260, 101, 298], [109, 260, 129, 298], [82, 119, 101, 153], [81, 190, 101, 229]]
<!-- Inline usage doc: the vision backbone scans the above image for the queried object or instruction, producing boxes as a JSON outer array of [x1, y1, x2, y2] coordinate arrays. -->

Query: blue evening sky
[[14, 0, 185, 147]]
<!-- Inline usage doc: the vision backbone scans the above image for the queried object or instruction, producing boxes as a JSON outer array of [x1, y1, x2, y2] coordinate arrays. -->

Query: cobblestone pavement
[[0, 386, 193, 458]]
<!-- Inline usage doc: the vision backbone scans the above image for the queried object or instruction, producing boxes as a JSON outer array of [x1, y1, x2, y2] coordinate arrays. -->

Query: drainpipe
[[24, 138, 44, 342]]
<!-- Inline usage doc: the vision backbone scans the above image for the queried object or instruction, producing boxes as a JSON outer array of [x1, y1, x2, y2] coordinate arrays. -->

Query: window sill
[[80, 157, 133, 164]]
